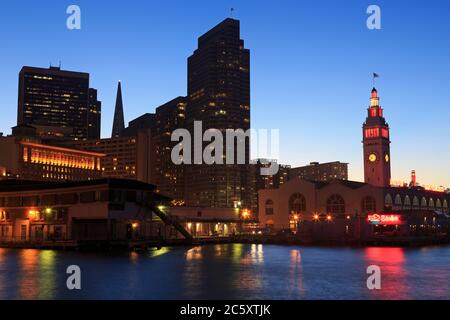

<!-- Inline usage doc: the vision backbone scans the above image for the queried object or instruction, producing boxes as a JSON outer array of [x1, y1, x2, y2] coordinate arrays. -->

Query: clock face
[[385, 154, 390, 162], [368, 153, 377, 163]]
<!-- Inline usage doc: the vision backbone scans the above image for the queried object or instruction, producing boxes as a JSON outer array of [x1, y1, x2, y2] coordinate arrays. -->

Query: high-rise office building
[[153, 97, 187, 203], [185, 18, 251, 208], [17, 66, 101, 141]]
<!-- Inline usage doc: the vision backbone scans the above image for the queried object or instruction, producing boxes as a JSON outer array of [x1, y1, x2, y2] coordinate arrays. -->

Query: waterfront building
[[17, 66, 101, 141], [290, 161, 348, 182], [0, 179, 183, 244], [185, 18, 251, 209], [0, 125, 104, 182], [258, 88, 450, 240], [169, 206, 258, 237]]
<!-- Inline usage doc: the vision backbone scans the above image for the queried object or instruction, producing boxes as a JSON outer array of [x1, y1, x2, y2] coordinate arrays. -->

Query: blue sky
[[0, 0, 449, 186]]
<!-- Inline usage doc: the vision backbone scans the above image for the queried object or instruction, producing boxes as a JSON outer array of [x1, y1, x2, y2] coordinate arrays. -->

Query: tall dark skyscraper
[[185, 18, 251, 208], [154, 96, 187, 203], [111, 81, 125, 138], [17, 66, 101, 141]]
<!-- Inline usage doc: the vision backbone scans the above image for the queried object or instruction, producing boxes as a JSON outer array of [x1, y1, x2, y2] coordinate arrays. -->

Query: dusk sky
[[1, 0, 449, 186]]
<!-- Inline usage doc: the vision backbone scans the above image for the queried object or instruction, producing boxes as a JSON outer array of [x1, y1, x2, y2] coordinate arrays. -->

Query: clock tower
[[363, 88, 391, 187]]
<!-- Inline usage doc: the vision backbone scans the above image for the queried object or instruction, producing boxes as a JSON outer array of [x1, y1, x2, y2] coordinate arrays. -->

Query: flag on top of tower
[[373, 72, 379, 78]]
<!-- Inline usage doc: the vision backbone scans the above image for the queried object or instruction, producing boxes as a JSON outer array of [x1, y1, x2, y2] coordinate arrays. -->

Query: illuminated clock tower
[[363, 88, 391, 187]]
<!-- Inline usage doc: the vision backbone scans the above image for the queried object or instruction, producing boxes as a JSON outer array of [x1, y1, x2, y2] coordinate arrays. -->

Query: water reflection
[[38, 250, 56, 299], [148, 247, 171, 258], [0, 245, 449, 300], [19, 249, 40, 299], [364, 247, 410, 299], [288, 249, 304, 297]]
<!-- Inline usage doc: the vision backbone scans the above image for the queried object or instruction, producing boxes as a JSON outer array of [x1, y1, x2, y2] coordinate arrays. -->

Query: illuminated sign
[[368, 214, 402, 225]]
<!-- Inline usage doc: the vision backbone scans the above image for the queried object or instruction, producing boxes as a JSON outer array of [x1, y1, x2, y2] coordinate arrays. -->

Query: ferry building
[[258, 88, 450, 240]]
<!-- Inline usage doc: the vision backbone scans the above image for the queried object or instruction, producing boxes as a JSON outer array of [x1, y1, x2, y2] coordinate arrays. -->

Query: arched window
[[395, 194, 402, 206], [404, 195, 411, 207], [421, 197, 428, 207], [413, 196, 420, 207], [436, 199, 442, 208], [443, 200, 448, 211], [429, 198, 435, 208], [362, 196, 377, 214], [265, 199, 274, 216], [385, 194, 393, 206], [327, 194, 345, 214], [289, 193, 306, 214]]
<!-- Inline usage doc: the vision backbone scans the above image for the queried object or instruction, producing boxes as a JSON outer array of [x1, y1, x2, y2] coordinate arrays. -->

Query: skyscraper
[[111, 81, 125, 138], [363, 88, 391, 187], [17, 66, 101, 141], [185, 18, 251, 208], [154, 97, 187, 203]]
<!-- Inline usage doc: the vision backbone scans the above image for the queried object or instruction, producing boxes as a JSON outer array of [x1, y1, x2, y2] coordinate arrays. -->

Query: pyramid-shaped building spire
[[111, 81, 125, 138]]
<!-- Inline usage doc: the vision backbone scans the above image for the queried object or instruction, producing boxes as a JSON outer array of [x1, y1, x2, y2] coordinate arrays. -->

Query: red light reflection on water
[[364, 247, 410, 299]]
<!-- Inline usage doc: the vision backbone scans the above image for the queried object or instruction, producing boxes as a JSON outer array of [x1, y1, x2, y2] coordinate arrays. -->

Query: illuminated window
[[23, 147, 28, 162], [365, 128, 380, 138]]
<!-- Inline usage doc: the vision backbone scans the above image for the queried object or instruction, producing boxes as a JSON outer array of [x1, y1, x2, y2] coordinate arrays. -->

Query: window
[[413, 196, 420, 207], [362, 196, 377, 214], [265, 200, 274, 215], [429, 198, 435, 208], [385, 194, 393, 206], [421, 197, 428, 207], [394, 194, 402, 206], [289, 193, 306, 214], [80, 191, 96, 203], [327, 194, 345, 214], [404, 195, 411, 207]]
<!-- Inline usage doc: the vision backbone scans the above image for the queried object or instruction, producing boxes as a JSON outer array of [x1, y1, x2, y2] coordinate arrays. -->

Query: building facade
[[153, 97, 187, 203], [0, 125, 104, 182], [0, 179, 180, 244], [65, 130, 155, 184], [185, 18, 251, 208], [290, 161, 348, 182], [17, 66, 101, 141]]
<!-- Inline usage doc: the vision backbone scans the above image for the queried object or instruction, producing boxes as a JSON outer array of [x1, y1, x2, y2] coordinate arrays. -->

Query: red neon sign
[[368, 214, 402, 225]]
